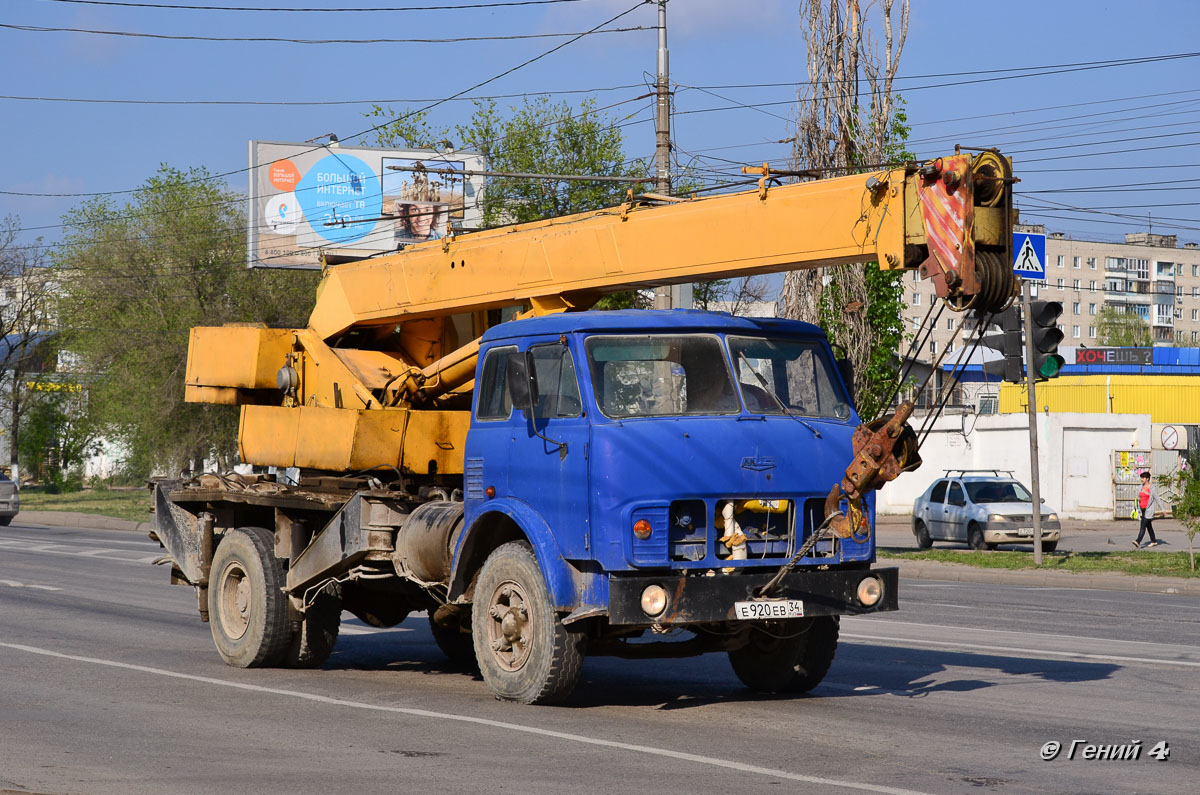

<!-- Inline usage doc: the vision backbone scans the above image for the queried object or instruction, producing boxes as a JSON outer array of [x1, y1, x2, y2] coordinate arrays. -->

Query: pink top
[[1139, 485, 1150, 510]]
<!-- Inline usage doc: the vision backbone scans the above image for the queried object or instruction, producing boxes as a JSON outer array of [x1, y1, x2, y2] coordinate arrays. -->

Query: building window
[[1057, 255, 1065, 268], [1194, 331, 1199, 343], [1072, 302, 1080, 314], [1072, 325, 1081, 338], [1193, 287, 1199, 298], [1089, 303, 1096, 315], [1193, 309, 1198, 321], [912, 269, 919, 282], [1088, 257, 1096, 270], [1178, 264, 1185, 276], [1057, 278, 1064, 289], [1089, 326, 1096, 338], [1193, 264, 1199, 277], [911, 316, 920, 330], [1072, 279, 1080, 290], [929, 340, 937, 355], [1073, 256, 1081, 269], [947, 318, 955, 331], [1178, 286, 1184, 297], [912, 293, 920, 306], [946, 342, 954, 353], [1089, 280, 1096, 291]]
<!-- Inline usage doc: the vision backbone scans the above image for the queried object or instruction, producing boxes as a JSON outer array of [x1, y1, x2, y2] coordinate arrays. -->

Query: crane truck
[[151, 150, 1017, 704]]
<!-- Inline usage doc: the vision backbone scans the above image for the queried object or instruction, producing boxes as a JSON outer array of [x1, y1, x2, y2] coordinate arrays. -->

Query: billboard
[[248, 141, 485, 268]]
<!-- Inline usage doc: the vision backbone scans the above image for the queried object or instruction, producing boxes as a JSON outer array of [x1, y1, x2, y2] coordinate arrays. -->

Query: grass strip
[[19, 488, 151, 523], [879, 547, 1199, 578]]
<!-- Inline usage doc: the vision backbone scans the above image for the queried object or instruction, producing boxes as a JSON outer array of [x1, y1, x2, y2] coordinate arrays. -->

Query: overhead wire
[[41, 0, 595, 10]]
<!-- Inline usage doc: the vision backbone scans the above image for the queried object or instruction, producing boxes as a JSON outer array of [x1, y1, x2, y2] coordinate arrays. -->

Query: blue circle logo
[[295, 154, 382, 244]]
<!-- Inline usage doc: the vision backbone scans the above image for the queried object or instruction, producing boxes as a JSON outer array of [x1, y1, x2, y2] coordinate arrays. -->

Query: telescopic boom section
[[183, 152, 1014, 476]]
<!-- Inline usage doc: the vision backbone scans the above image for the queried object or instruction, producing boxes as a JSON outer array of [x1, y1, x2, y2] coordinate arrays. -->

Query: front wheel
[[1042, 540, 1058, 553], [728, 616, 839, 694], [967, 523, 986, 551], [472, 541, 585, 705], [208, 527, 291, 668]]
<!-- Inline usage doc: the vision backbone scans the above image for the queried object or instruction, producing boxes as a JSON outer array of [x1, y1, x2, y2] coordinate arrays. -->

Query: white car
[[912, 472, 1060, 551]]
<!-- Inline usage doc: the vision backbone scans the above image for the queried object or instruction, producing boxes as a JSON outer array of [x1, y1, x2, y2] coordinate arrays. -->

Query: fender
[[448, 497, 608, 614]]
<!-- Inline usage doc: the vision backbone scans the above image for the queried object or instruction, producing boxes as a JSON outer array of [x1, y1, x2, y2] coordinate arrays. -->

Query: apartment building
[[904, 227, 1200, 360]]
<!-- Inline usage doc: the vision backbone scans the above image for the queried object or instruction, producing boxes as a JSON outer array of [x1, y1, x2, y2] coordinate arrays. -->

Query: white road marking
[[0, 579, 62, 591], [848, 617, 1200, 650], [841, 632, 1200, 669], [0, 641, 927, 795], [0, 538, 158, 564]]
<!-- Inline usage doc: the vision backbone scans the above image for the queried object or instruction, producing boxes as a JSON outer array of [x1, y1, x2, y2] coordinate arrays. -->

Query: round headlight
[[640, 584, 668, 617], [856, 576, 883, 607], [633, 519, 653, 540]]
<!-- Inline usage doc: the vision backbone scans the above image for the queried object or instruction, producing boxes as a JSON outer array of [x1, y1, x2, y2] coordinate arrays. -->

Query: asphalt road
[[1, 520, 1197, 795]]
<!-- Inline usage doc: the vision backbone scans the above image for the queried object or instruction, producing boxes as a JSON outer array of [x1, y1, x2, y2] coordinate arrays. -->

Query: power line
[[42, 0, 593, 11], [0, 22, 648, 45], [0, 83, 644, 107], [0, 0, 652, 200]]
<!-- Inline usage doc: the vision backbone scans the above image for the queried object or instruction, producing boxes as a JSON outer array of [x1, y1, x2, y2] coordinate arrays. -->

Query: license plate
[[1016, 527, 1034, 536], [734, 599, 805, 620]]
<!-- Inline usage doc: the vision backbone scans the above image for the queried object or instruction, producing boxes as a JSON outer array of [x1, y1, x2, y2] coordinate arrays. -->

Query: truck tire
[[283, 585, 342, 669], [208, 527, 291, 668], [728, 616, 839, 694], [429, 612, 476, 668], [914, 519, 932, 549], [472, 541, 585, 705]]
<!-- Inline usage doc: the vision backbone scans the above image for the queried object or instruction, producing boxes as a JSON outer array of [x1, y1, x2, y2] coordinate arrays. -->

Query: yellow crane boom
[[184, 151, 1015, 475]]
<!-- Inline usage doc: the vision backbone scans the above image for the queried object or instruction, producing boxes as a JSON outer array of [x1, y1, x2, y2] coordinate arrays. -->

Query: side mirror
[[505, 351, 539, 415], [836, 357, 856, 405], [1040, 497, 1046, 504]]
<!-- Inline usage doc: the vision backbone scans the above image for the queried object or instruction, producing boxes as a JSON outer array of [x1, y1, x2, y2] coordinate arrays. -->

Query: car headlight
[[988, 514, 1009, 522], [1047, 513, 1059, 523]]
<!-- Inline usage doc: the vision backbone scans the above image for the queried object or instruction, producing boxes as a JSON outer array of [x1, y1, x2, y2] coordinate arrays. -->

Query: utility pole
[[1021, 280, 1045, 565], [652, 1, 691, 309]]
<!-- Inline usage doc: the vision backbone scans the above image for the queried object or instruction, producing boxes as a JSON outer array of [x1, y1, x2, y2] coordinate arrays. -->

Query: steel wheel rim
[[217, 562, 252, 640], [486, 578, 532, 672]]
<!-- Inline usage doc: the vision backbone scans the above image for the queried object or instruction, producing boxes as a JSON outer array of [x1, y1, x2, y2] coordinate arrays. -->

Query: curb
[[18, 510, 152, 535], [893, 559, 1200, 596]]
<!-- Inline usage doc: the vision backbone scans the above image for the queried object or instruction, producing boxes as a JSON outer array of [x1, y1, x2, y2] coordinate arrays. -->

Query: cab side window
[[476, 345, 515, 421], [929, 480, 948, 504], [530, 344, 583, 419], [947, 482, 966, 506]]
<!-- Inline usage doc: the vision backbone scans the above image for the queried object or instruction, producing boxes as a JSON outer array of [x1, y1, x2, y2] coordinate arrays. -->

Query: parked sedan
[[912, 473, 1060, 551], [0, 473, 18, 525]]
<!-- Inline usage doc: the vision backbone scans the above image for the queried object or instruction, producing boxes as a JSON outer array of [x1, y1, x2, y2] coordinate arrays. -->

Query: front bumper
[[983, 522, 1060, 544], [608, 566, 899, 626]]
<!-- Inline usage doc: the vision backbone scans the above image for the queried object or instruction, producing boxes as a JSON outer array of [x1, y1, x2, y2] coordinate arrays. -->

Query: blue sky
[[3, 0, 1198, 253]]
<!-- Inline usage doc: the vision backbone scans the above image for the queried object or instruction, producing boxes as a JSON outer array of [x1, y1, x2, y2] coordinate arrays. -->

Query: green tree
[[17, 374, 99, 491], [54, 166, 319, 478], [1158, 456, 1200, 571], [370, 96, 652, 308], [1095, 306, 1152, 347]]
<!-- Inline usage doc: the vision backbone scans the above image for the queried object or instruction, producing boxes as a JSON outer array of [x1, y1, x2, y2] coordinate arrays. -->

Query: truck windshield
[[727, 336, 851, 419], [965, 481, 1033, 503], [586, 334, 740, 418]]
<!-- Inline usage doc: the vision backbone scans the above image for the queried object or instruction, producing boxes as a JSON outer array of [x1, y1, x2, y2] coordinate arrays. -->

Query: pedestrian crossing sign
[[1012, 232, 1047, 279]]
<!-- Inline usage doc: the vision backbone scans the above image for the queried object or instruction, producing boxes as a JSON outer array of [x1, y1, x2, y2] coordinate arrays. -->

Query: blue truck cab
[[449, 310, 898, 702]]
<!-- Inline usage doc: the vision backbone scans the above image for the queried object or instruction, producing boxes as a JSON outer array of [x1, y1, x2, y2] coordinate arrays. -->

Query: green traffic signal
[[1037, 353, 1065, 379], [1028, 300, 1064, 381]]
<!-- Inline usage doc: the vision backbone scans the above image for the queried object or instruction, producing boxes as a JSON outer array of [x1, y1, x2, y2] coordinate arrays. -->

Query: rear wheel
[[472, 541, 585, 704], [208, 527, 290, 668], [914, 520, 932, 549], [728, 616, 839, 694], [283, 584, 342, 669], [967, 523, 986, 551]]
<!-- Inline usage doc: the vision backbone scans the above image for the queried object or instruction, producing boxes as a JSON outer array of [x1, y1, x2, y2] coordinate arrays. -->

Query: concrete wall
[[879, 412, 1151, 520]]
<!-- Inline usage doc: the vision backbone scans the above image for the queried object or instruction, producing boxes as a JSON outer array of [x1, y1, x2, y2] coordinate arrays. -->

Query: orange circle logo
[[269, 159, 300, 191]]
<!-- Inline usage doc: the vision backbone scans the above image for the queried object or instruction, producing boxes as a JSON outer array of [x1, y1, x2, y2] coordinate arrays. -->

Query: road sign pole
[[1021, 280, 1044, 565]]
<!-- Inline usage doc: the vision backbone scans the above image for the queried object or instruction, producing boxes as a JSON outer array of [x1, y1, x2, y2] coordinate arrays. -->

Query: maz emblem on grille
[[740, 456, 776, 472]]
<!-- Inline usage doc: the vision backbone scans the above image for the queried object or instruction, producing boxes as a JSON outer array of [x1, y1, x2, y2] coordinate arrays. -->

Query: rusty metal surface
[[839, 401, 922, 501]]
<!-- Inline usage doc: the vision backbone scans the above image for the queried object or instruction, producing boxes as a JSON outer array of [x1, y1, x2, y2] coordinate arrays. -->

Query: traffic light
[[1029, 300, 1065, 380], [981, 307, 1024, 383]]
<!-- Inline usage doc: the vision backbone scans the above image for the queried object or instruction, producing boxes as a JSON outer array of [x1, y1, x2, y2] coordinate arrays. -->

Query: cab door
[[944, 481, 970, 541]]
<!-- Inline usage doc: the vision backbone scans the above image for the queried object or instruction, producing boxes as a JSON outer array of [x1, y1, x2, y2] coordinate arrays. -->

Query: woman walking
[[1133, 470, 1163, 548]]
